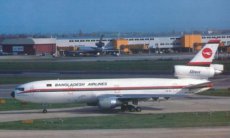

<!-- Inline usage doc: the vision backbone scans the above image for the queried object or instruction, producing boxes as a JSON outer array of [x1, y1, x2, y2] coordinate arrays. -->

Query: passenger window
[[47, 84, 52, 87]]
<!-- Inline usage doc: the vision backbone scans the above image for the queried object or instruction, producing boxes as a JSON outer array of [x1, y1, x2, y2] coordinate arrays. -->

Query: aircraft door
[[67, 85, 74, 102], [29, 85, 35, 96], [114, 85, 120, 94]]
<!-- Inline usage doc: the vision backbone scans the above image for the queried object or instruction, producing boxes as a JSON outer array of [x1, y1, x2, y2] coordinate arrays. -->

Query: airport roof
[[1, 38, 56, 45], [56, 36, 182, 40]]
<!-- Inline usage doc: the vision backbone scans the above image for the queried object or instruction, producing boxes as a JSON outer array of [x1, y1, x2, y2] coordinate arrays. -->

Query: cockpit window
[[15, 87, 24, 91]]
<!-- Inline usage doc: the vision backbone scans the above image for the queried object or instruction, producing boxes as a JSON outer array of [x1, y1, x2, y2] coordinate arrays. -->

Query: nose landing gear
[[11, 91, 15, 98], [42, 104, 48, 113], [43, 108, 48, 113]]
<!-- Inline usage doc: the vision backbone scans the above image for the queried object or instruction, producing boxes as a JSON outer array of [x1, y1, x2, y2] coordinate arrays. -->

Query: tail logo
[[202, 48, 212, 59]]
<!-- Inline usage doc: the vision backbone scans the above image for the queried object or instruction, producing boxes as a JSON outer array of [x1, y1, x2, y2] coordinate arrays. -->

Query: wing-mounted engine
[[98, 97, 122, 109], [174, 64, 224, 79]]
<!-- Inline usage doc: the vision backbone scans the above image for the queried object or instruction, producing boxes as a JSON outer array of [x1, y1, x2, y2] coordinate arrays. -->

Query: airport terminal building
[[1, 34, 230, 55], [56, 34, 230, 50]]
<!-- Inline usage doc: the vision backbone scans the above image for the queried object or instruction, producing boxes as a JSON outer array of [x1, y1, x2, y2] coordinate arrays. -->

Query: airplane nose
[[11, 91, 15, 98]]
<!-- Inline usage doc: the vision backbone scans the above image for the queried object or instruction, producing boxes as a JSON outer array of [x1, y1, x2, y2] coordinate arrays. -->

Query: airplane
[[65, 35, 120, 56], [65, 35, 105, 56], [11, 40, 223, 113]]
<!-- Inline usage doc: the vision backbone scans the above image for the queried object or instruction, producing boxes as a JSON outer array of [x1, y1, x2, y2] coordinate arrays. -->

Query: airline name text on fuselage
[[55, 82, 107, 87], [189, 70, 201, 74]]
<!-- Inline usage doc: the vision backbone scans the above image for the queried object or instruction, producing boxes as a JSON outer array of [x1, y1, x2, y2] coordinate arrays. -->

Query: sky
[[0, 0, 229, 34]]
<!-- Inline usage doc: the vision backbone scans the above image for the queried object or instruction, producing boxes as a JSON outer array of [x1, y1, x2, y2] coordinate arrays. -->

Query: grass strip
[[0, 60, 229, 72], [0, 60, 194, 72], [0, 111, 229, 130], [198, 89, 230, 97]]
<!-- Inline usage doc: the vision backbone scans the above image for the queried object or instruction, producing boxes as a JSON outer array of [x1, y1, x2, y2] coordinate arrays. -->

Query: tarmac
[[0, 127, 230, 138], [0, 54, 195, 62], [0, 94, 229, 137], [0, 53, 229, 62], [0, 95, 230, 122]]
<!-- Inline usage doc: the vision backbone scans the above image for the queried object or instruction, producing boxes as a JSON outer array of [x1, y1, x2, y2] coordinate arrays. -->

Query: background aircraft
[[65, 35, 120, 56]]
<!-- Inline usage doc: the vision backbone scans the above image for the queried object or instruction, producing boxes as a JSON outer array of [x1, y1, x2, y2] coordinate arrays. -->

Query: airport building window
[[150, 38, 154, 40], [176, 43, 181, 45], [129, 39, 134, 41], [86, 40, 90, 42], [46, 84, 52, 87], [80, 40, 85, 42], [91, 40, 95, 42], [75, 40, 79, 42]]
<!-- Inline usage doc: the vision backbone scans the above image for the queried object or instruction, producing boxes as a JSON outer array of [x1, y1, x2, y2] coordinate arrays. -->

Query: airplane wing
[[184, 82, 213, 89], [116, 94, 184, 101], [98, 82, 213, 101], [98, 93, 185, 102]]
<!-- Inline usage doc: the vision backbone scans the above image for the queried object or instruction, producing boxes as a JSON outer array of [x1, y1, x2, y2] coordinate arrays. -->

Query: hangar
[[1, 38, 56, 55]]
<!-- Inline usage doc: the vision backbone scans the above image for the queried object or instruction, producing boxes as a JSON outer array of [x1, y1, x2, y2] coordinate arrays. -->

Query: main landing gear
[[121, 104, 142, 112], [121, 100, 142, 112]]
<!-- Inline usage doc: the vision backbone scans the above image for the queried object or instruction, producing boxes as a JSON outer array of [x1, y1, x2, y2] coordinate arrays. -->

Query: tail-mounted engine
[[174, 64, 224, 79]]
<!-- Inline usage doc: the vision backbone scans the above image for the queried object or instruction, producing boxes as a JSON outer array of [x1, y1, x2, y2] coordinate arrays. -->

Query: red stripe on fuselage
[[19, 86, 186, 94]]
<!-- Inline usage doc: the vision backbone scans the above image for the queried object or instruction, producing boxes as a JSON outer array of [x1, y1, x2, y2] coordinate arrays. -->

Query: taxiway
[[0, 127, 230, 138], [0, 95, 230, 122]]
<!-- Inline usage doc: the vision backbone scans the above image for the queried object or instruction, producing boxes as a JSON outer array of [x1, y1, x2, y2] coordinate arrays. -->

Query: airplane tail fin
[[187, 40, 220, 66], [174, 40, 224, 79]]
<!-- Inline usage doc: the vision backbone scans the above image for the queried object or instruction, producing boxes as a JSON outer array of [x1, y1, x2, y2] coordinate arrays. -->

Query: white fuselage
[[14, 78, 210, 104]]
